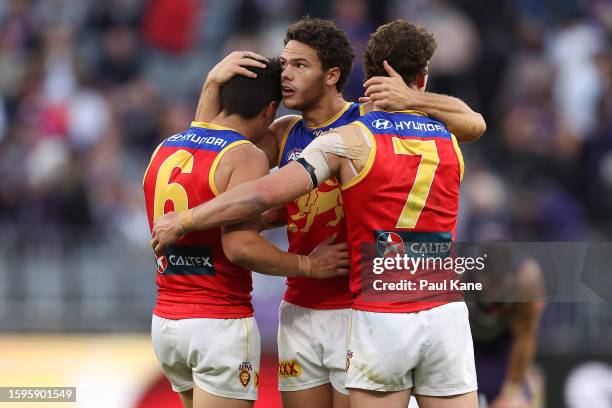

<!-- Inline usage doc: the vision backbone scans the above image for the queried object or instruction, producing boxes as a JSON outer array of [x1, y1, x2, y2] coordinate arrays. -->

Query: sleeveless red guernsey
[[341, 110, 465, 313], [277, 103, 363, 309], [143, 121, 254, 319]]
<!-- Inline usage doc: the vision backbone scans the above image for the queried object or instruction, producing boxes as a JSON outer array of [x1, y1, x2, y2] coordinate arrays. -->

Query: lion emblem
[[288, 180, 344, 233]]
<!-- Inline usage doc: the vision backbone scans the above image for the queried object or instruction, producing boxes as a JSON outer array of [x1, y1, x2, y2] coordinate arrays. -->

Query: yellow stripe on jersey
[[341, 122, 377, 191], [191, 121, 240, 133], [450, 133, 464, 181], [209, 140, 252, 196], [358, 103, 366, 116], [309, 102, 352, 129], [389, 109, 429, 117], [276, 116, 302, 167], [143, 141, 164, 186]]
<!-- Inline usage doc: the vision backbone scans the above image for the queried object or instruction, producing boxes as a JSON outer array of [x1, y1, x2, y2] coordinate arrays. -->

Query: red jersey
[[341, 111, 465, 313], [277, 103, 364, 309], [143, 121, 254, 319]]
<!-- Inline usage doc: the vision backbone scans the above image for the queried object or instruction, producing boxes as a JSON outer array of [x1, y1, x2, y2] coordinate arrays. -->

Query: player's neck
[[211, 114, 258, 141], [301, 93, 347, 130]]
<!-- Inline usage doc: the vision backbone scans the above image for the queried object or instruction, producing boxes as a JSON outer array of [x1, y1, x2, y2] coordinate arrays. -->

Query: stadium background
[[0, 0, 611, 407]]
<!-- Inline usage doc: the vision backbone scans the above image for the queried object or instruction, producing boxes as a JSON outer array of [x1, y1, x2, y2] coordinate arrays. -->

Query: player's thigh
[[281, 383, 333, 408], [349, 388, 411, 408], [193, 383, 254, 408], [179, 389, 193, 408], [415, 390, 478, 408], [332, 387, 350, 408]]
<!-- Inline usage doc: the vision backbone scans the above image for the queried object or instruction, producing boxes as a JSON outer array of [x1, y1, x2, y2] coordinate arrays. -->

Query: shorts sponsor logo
[[345, 350, 353, 372], [278, 360, 302, 378], [239, 361, 252, 387], [254, 372, 259, 389]]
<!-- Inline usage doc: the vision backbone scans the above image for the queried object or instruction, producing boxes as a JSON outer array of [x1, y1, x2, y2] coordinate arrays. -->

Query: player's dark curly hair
[[284, 17, 355, 92], [221, 57, 282, 118], [364, 20, 436, 86]]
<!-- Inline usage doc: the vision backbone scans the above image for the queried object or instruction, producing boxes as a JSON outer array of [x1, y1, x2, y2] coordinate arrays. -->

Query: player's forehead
[[281, 40, 320, 64]]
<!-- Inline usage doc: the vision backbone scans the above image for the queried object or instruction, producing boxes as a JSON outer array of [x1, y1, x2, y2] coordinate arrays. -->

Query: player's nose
[[281, 65, 293, 81]]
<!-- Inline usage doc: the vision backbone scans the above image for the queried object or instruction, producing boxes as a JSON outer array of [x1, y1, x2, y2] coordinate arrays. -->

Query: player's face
[[280, 40, 327, 112]]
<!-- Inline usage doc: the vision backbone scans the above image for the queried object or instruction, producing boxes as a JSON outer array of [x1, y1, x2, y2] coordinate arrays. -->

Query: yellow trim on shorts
[[243, 318, 249, 362], [276, 116, 302, 166], [450, 133, 464, 181], [208, 140, 252, 196], [142, 141, 164, 186], [341, 122, 377, 191], [309, 102, 352, 129]]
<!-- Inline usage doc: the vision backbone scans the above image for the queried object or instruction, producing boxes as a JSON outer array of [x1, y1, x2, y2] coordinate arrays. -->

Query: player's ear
[[325, 67, 341, 88], [263, 100, 279, 121]]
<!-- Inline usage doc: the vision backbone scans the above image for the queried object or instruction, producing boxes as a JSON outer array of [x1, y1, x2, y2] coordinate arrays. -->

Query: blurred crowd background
[[0, 0, 611, 406]]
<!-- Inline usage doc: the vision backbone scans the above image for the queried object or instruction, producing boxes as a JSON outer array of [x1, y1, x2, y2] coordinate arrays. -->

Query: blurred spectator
[[142, 0, 201, 55], [331, 0, 374, 101]]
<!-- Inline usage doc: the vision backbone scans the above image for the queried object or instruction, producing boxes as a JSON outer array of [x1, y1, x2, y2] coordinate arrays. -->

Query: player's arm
[[255, 114, 300, 169], [361, 61, 486, 142], [194, 51, 268, 122], [220, 146, 347, 278], [150, 128, 361, 253], [260, 205, 288, 231], [495, 259, 546, 405], [252, 115, 300, 230], [223, 220, 348, 278]]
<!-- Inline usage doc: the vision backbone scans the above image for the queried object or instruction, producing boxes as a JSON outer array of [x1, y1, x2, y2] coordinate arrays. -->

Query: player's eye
[[297, 63, 305, 69], [280, 60, 287, 69]]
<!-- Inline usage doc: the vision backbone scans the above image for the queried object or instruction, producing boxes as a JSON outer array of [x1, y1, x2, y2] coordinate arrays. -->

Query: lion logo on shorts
[[239, 361, 252, 387]]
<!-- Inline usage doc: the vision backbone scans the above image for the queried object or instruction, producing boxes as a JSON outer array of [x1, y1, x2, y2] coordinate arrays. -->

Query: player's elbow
[[253, 179, 281, 210], [467, 112, 486, 142], [223, 235, 257, 268]]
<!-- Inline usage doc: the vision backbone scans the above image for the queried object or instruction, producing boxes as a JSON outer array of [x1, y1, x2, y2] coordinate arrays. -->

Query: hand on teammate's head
[[207, 51, 269, 86]]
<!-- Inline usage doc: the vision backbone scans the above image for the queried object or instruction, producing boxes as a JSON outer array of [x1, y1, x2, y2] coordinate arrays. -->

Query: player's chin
[[282, 95, 302, 110]]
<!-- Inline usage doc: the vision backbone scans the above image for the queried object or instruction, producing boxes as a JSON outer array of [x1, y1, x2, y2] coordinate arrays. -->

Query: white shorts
[[277, 301, 350, 395], [151, 314, 260, 400], [345, 302, 477, 396]]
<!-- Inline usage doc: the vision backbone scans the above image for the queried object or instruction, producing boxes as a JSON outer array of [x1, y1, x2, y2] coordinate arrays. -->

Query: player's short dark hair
[[364, 20, 436, 86], [284, 17, 355, 92], [221, 57, 282, 118]]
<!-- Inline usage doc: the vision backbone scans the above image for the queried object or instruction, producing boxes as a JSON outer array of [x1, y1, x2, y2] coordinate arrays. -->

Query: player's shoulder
[[271, 114, 302, 139], [221, 142, 269, 173]]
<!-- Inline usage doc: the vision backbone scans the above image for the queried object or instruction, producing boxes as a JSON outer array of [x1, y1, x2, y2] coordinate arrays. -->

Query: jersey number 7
[[392, 138, 439, 229]]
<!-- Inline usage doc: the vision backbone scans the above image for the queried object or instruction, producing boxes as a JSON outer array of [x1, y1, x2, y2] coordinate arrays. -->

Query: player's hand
[[151, 211, 185, 255], [307, 234, 350, 278], [207, 51, 268, 86], [362, 60, 420, 110], [490, 392, 530, 408]]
